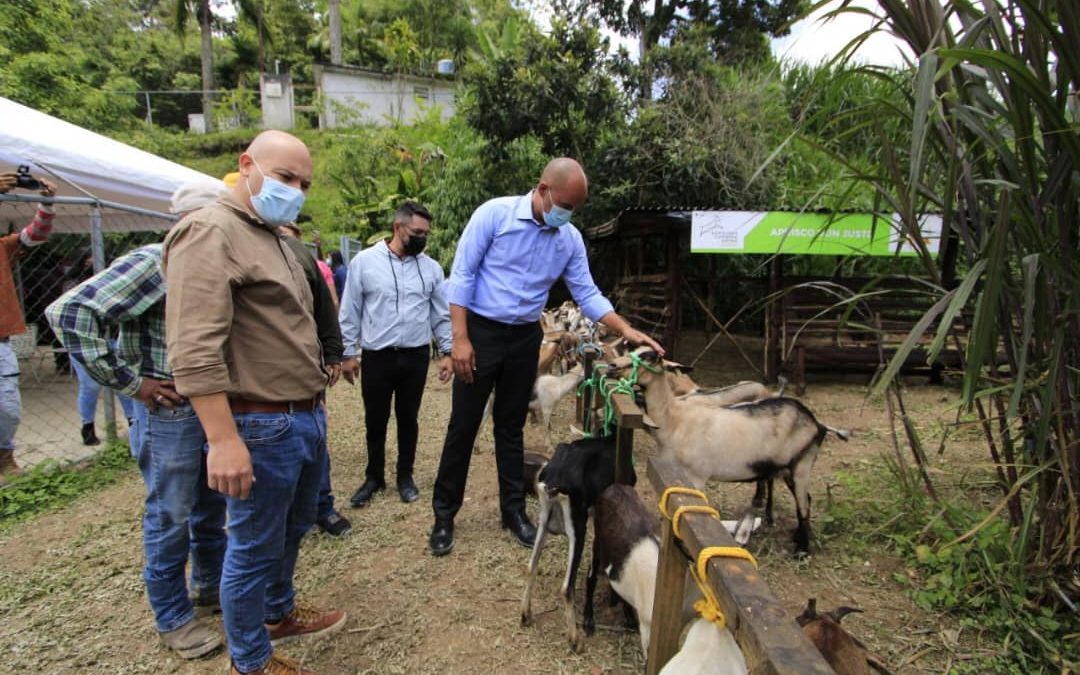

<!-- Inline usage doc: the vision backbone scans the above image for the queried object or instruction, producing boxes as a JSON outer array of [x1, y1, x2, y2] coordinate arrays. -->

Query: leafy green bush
[[821, 461, 1079, 673], [0, 442, 134, 529]]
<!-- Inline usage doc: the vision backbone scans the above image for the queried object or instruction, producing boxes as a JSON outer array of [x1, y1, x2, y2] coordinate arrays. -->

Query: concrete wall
[[260, 73, 295, 130], [318, 66, 456, 128]]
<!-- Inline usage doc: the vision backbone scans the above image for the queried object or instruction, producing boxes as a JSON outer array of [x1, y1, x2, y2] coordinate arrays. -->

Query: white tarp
[[0, 97, 219, 232]]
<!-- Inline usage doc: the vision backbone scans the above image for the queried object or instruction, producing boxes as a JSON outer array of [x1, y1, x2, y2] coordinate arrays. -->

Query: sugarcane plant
[[790, 0, 1077, 667]]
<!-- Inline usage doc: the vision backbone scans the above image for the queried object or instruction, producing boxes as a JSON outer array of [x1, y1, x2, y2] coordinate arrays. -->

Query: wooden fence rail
[[645, 457, 836, 675], [575, 371, 835, 673]]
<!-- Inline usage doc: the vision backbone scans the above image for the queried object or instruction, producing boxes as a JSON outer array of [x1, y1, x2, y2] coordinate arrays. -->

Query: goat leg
[[521, 492, 554, 626], [583, 545, 600, 637], [561, 499, 587, 654], [751, 478, 776, 526], [787, 458, 816, 558]]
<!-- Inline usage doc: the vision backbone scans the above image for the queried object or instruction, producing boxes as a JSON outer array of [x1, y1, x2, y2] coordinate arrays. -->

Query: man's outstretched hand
[[622, 327, 665, 357]]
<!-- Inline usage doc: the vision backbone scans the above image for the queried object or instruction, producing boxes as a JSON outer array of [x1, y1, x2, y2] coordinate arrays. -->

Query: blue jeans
[[223, 406, 325, 672], [71, 359, 101, 425], [134, 401, 227, 633], [317, 443, 335, 519], [0, 343, 20, 452]]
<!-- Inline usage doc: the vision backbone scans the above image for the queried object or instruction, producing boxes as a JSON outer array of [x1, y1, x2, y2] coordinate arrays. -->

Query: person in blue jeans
[[71, 358, 102, 445], [46, 179, 231, 660], [72, 348, 139, 447], [164, 131, 345, 675], [278, 222, 350, 538]]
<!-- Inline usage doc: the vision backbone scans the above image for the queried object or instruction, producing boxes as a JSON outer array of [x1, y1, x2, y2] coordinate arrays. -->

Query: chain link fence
[[339, 236, 364, 263], [0, 194, 174, 470]]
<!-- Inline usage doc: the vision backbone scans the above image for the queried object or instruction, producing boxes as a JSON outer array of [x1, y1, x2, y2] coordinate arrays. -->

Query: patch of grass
[[0, 441, 134, 530], [819, 457, 1080, 674]]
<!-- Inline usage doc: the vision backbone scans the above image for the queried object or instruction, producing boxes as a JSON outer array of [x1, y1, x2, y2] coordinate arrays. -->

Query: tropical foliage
[[2, 4, 1077, 667], [779, 1, 1079, 669]]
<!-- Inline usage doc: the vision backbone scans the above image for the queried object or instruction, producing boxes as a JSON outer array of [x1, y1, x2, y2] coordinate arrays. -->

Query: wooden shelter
[[585, 208, 959, 388], [585, 208, 694, 357]]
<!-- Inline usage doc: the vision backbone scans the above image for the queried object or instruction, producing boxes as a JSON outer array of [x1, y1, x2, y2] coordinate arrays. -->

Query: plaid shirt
[[45, 244, 167, 397]]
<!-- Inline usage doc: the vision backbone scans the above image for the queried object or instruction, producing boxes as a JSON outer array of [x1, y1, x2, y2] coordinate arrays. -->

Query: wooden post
[[765, 255, 785, 382], [615, 423, 635, 485], [646, 458, 836, 675], [611, 392, 642, 485], [645, 506, 690, 675], [706, 256, 717, 336], [577, 351, 595, 425], [666, 231, 681, 355]]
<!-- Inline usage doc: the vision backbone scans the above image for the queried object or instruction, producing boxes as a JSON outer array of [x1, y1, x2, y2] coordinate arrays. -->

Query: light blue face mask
[[247, 160, 305, 226], [543, 190, 573, 228]]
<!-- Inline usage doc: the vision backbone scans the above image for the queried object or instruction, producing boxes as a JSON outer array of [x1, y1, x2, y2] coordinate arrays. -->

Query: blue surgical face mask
[[247, 160, 305, 226], [543, 189, 573, 228]]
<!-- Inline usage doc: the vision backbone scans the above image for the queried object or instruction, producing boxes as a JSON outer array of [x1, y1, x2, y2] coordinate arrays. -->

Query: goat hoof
[[521, 611, 534, 627], [583, 619, 595, 637], [569, 633, 586, 654]]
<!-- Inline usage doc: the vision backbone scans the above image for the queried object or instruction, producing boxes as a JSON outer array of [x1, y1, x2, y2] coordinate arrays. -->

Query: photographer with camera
[[0, 167, 57, 480]]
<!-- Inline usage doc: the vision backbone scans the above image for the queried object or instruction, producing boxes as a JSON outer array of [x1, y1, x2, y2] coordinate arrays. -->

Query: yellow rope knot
[[658, 486, 708, 519], [671, 505, 720, 540], [689, 546, 760, 629]]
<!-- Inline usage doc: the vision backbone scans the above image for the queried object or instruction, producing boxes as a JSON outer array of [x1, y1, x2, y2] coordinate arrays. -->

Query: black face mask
[[404, 235, 427, 256]]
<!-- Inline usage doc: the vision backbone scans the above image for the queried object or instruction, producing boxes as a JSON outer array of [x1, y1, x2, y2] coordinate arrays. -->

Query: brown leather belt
[[230, 396, 319, 414]]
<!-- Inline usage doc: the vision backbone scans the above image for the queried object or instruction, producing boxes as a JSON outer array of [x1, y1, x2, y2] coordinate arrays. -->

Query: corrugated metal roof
[[584, 207, 703, 240]]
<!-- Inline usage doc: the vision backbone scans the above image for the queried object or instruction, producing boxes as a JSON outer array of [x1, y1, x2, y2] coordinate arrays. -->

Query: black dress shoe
[[501, 511, 537, 549], [429, 519, 454, 556], [349, 479, 385, 508], [397, 476, 420, 503]]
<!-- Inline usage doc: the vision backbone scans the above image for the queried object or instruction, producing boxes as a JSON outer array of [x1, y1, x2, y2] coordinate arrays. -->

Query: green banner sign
[[690, 211, 942, 256]]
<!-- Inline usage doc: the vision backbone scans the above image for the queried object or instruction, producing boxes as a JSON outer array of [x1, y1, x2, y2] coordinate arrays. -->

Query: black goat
[[520, 434, 635, 653]]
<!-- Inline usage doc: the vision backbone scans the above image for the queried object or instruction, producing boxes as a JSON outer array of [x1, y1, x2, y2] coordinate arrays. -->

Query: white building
[[315, 63, 456, 128]]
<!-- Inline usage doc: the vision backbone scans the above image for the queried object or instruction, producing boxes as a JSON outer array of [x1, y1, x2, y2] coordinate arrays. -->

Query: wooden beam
[[645, 505, 689, 675], [685, 283, 762, 377], [610, 392, 644, 429], [615, 422, 635, 485], [646, 458, 836, 675]]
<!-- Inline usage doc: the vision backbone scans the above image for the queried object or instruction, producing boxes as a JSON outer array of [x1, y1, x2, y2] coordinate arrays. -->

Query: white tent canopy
[[0, 97, 220, 232]]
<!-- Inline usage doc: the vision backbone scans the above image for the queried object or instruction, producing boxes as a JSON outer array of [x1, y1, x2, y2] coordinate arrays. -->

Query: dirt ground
[[0, 333, 991, 674]]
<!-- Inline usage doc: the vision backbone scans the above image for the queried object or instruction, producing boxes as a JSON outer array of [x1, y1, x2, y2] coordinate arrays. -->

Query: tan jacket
[[162, 195, 326, 401]]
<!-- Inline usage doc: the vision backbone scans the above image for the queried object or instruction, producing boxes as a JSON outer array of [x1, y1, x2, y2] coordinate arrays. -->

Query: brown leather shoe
[[0, 449, 21, 482], [266, 604, 347, 645], [158, 617, 221, 659], [229, 653, 315, 674]]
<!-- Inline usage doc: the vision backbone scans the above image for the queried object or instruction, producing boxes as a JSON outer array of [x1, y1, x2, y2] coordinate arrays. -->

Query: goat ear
[[797, 598, 818, 625], [662, 358, 693, 373], [639, 349, 660, 363], [641, 413, 660, 429]]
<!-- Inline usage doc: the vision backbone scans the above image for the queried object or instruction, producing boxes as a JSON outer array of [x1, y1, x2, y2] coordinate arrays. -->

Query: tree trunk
[[198, 0, 214, 131], [329, 0, 343, 65]]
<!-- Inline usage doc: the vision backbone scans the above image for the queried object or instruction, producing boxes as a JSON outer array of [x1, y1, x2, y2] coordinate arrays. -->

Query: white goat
[[658, 618, 748, 675], [528, 364, 584, 448], [608, 351, 849, 556]]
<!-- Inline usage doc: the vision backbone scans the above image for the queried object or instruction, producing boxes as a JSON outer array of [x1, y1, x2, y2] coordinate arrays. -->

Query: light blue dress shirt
[[338, 240, 452, 357], [447, 192, 614, 325]]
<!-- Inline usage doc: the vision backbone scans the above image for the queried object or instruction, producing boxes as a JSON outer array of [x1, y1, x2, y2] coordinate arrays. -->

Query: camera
[[15, 165, 43, 191]]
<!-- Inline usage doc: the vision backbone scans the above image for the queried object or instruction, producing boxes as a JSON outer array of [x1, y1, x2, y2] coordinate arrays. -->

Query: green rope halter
[[576, 352, 660, 437]]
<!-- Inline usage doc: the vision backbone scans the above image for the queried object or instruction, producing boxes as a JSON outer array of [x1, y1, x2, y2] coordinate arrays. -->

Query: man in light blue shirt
[[339, 201, 452, 507], [429, 158, 663, 556]]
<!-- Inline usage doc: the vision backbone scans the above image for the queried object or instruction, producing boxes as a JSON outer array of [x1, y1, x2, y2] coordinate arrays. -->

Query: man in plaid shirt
[[46, 181, 229, 661]]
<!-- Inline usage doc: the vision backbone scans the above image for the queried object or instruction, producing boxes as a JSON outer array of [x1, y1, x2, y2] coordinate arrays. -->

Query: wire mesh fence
[[0, 194, 173, 470], [340, 236, 364, 262]]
